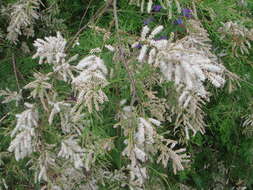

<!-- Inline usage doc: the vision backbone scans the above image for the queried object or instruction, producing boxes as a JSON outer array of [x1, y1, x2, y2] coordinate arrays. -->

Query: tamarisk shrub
[[1, 0, 251, 189]]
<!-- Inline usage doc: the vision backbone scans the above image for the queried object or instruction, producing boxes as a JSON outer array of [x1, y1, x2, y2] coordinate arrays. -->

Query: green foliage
[[0, 0, 253, 189]]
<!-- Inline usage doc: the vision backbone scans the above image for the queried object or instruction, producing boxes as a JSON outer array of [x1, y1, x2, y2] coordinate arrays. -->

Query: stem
[[12, 53, 20, 91], [0, 113, 10, 124], [121, 59, 138, 107], [113, 0, 119, 32], [78, 0, 93, 30]]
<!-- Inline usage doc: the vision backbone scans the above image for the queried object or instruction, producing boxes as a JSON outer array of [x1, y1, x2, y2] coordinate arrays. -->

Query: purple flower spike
[[174, 18, 183, 25], [143, 17, 155, 25], [182, 8, 192, 18], [152, 5, 162, 12], [155, 36, 168, 41]]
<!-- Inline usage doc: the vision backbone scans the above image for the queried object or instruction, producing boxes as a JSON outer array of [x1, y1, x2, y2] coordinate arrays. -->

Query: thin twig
[[12, 53, 20, 91], [41, 1, 55, 13], [225, 68, 253, 88], [120, 52, 138, 107], [113, 0, 119, 32], [65, 0, 113, 52], [112, 1, 137, 106], [0, 113, 10, 124], [78, 0, 93, 30]]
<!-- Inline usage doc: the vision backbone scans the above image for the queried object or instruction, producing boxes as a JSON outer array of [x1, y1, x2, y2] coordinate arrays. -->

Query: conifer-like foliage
[[0, 0, 253, 189]]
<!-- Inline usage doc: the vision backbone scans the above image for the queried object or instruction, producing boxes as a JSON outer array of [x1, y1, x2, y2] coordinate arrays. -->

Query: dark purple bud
[[65, 95, 77, 102], [152, 5, 162, 12], [174, 18, 183, 25], [134, 43, 142, 49], [182, 8, 192, 18], [143, 17, 155, 25], [155, 36, 168, 41]]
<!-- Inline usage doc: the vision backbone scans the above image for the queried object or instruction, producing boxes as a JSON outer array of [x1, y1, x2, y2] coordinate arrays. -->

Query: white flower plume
[[115, 103, 188, 189], [33, 33, 78, 82], [135, 23, 226, 98], [24, 72, 52, 111], [33, 32, 67, 65], [37, 151, 56, 182], [129, 0, 181, 16], [48, 101, 71, 125], [218, 21, 253, 56], [156, 136, 190, 174], [8, 103, 38, 161], [133, 21, 231, 139], [58, 136, 85, 169], [0, 88, 22, 106], [129, 0, 153, 13], [72, 55, 109, 113], [8, 128, 35, 161], [11, 103, 38, 137], [7, 0, 40, 43]]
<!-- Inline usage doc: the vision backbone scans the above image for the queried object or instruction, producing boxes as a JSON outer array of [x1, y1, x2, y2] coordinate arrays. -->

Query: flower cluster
[[135, 23, 225, 98], [24, 72, 53, 111], [129, 0, 181, 16], [5, 32, 112, 189], [8, 103, 38, 161], [72, 55, 109, 113], [33, 32, 67, 65], [133, 20, 228, 138], [0, 88, 22, 106], [114, 103, 189, 189], [218, 21, 253, 56], [36, 151, 56, 182], [6, 0, 40, 43], [129, 0, 154, 13], [58, 137, 85, 169], [242, 114, 253, 137], [33, 32, 77, 82]]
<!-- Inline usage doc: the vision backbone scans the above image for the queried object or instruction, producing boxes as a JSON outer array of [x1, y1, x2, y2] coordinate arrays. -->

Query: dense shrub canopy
[[0, 0, 253, 189]]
